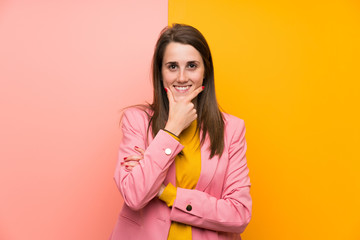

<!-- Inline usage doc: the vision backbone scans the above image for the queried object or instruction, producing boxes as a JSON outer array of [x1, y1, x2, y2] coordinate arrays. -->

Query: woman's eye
[[188, 63, 197, 69], [169, 64, 177, 70]]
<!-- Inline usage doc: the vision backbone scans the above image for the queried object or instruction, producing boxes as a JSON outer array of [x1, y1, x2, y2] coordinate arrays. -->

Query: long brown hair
[[148, 23, 224, 158]]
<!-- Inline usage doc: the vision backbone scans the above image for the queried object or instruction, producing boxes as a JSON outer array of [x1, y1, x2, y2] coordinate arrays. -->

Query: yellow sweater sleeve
[[164, 130, 180, 141], [159, 183, 177, 207]]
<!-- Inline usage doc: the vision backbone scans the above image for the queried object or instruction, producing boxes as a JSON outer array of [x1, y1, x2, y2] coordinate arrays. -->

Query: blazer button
[[165, 148, 172, 155], [186, 205, 192, 211]]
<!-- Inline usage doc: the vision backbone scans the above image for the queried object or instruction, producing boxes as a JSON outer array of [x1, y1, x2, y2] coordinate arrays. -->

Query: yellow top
[[159, 120, 201, 240]]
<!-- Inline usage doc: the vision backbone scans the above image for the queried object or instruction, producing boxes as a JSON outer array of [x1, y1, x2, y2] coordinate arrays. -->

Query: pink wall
[[0, 1, 167, 239]]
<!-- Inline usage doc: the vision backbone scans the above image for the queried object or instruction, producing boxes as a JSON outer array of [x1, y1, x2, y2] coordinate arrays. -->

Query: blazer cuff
[[147, 130, 183, 170], [164, 131, 180, 142]]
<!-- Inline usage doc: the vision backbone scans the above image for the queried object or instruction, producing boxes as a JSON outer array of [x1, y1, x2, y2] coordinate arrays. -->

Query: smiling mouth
[[174, 85, 191, 92]]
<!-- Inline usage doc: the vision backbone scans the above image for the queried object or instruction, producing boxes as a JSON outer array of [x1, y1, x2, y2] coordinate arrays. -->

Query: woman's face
[[161, 42, 205, 102]]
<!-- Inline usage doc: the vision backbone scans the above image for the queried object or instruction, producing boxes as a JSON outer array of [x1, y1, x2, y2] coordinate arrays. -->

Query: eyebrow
[[165, 61, 178, 65], [164, 60, 201, 65]]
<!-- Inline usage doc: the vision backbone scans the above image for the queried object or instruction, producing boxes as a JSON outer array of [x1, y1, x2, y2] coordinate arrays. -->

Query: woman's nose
[[177, 69, 187, 82]]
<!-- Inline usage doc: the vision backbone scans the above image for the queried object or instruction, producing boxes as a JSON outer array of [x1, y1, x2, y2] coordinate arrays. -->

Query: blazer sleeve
[[169, 119, 252, 234], [114, 109, 184, 211]]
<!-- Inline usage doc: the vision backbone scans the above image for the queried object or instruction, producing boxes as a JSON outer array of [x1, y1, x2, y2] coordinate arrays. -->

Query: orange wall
[[169, 0, 360, 239], [0, 1, 166, 239]]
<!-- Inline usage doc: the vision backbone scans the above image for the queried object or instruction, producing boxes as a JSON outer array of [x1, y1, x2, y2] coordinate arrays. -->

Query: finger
[[121, 160, 140, 166], [134, 146, 145, 155], [125, 161, 139, 167], [123, 162, 139, 171], [165, 87, 175, 104], [125, 165, 134, 171], [123, 156, 142, 162], [185, 86, 204, 102]]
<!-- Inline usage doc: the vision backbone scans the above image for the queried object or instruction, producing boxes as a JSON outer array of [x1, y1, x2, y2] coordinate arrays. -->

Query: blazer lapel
[[195, 131, 219, 192]]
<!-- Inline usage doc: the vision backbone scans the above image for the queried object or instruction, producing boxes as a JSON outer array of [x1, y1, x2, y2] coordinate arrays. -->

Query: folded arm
[[114, 109, 184, 210]]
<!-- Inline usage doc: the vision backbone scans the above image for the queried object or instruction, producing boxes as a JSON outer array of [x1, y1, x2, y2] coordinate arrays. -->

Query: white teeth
[[174, 86, 190, 90]]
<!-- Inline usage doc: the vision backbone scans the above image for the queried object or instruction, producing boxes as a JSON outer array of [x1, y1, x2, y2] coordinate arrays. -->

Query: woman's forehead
[[162, 42, 202, 63]]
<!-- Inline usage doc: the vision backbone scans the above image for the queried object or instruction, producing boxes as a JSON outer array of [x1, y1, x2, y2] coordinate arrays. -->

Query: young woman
[[110, 24, 252, 240]]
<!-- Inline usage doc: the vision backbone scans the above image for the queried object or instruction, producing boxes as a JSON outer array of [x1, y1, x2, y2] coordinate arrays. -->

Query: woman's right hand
[[122, 146, 168, 198], [122, 146, 144, 171], [164, 86, 204, 136]]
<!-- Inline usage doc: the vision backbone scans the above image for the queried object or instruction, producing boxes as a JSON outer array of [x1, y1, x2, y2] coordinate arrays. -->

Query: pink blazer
[[110, 108, 252, 240]]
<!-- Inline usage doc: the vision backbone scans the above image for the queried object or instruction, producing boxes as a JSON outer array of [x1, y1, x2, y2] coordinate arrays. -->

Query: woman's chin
[[173, 94, 187, 102]]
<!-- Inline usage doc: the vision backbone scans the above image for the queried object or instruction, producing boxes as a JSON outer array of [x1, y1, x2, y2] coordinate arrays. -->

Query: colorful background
[[1, 0, 359, 239]]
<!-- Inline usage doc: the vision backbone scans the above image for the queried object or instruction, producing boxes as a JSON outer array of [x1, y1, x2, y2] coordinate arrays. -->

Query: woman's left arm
[[169, 119, 252, 234]]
